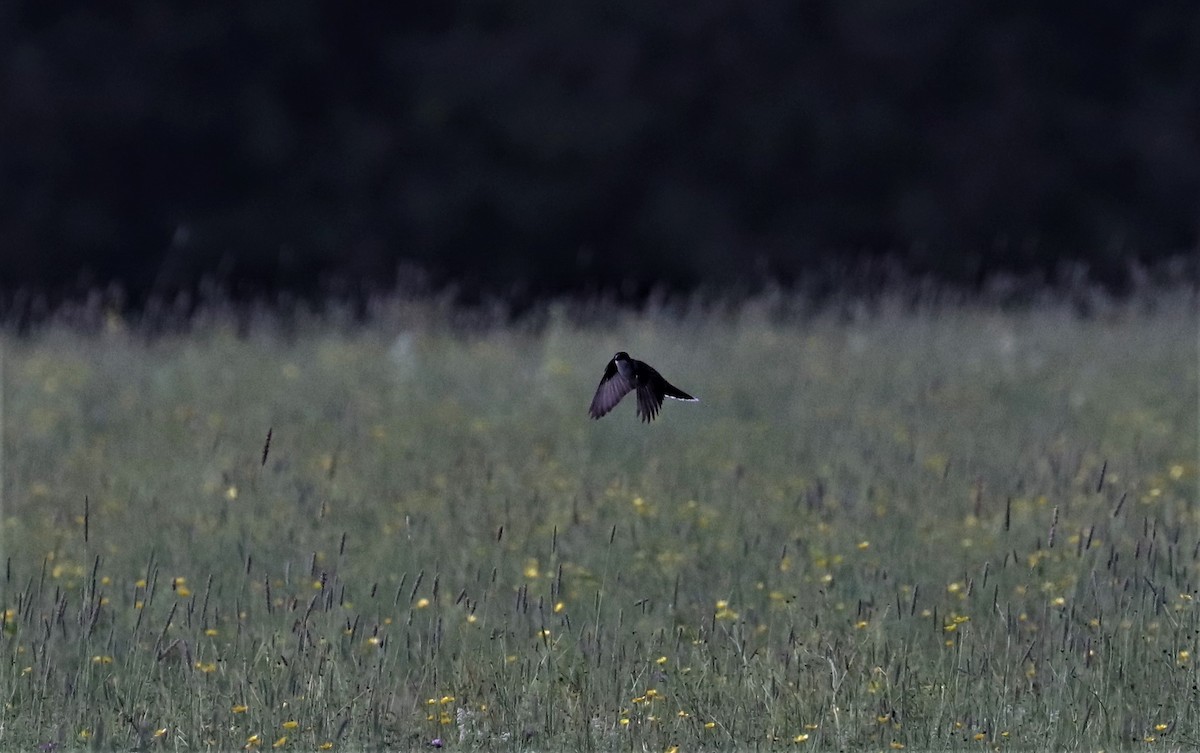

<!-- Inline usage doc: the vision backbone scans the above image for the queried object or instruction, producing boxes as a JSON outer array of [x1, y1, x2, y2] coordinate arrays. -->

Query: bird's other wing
[[589, 362, 634, 418], [635, 383, 663, 422]]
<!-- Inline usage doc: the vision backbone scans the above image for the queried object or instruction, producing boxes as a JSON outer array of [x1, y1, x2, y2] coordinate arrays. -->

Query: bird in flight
[[588, 352, 698, 422]]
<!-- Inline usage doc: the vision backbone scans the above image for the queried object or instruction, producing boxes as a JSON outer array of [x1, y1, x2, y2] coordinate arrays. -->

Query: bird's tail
[[662, 382, 698, 401]]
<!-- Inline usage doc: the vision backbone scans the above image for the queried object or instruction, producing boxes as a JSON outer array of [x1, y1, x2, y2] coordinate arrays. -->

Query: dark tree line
[[1, 1, 1197, 304]]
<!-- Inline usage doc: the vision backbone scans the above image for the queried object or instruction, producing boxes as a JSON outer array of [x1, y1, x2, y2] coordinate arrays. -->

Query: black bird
[[588, 352, 698, 422]]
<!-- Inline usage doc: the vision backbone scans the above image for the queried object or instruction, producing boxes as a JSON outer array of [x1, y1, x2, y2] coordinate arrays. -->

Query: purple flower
[[429, 738, 444, 748]]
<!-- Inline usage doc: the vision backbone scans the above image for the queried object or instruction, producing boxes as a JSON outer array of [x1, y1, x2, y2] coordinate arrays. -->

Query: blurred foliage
[[0, 292, 1196, 749], [1, 1, 1197, 303]]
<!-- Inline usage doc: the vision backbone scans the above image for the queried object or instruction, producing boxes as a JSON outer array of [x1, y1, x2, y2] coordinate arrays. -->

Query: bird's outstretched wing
[[588, 361, 634, 419]]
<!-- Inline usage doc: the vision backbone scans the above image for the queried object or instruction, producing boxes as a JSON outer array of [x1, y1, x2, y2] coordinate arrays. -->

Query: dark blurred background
[[1, 1, 1197, 307]]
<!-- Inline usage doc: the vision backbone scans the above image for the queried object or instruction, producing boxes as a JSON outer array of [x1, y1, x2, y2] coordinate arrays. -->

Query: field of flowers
[[1, 290, 1196, 751]]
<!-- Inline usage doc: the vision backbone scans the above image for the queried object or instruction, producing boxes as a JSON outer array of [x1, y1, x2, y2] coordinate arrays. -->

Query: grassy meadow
[[0, 291, 1197, 751]]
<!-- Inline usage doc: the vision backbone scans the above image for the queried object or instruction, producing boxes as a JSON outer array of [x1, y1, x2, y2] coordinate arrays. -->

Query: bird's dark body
[[588, 352, 697, 422]]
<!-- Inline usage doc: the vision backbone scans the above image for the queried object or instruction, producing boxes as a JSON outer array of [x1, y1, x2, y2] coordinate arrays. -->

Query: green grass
[[1, 291, 1197, 751]]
